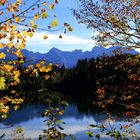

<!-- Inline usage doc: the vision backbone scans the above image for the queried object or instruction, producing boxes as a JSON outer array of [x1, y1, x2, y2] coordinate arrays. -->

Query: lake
[[0, 91, 140, 140]]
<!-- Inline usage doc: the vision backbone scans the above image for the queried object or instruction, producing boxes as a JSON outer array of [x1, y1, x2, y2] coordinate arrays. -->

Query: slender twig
[[0, 0, 41, 25], [12, 20, 65, 32]]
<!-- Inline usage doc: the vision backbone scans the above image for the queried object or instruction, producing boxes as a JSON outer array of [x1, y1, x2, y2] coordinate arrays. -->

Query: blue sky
[[1, 0, 139, 53], [25, 0, 96, 53]]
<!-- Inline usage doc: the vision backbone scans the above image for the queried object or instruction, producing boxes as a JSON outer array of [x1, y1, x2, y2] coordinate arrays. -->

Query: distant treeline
[[18, 53, 140, 95]]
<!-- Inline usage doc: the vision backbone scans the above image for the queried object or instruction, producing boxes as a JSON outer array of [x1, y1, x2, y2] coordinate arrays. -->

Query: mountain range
[[3, 46, 138, 68]]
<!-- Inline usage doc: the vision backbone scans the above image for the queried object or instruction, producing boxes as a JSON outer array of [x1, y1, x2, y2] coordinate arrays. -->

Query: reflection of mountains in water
[[5, 91, 126, 125], [5, 103, 46, 124]]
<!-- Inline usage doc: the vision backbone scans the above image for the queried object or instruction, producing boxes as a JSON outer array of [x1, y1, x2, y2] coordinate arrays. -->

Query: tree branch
[[0, 0, 41, 25]]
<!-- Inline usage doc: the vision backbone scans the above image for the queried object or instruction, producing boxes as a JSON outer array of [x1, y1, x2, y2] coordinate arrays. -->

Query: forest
[[17, 53, 140, 108]]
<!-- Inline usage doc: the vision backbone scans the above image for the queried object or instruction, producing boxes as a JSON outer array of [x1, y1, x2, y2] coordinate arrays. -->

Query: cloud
[[0, 31, 96, 52], [136, 48, 140, 53], [26, 32, 95, 46]]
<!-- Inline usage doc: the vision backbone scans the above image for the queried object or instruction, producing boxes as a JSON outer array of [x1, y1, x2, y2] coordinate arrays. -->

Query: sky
[[1, 0, 139, 53], [24, 0, 96, 53]]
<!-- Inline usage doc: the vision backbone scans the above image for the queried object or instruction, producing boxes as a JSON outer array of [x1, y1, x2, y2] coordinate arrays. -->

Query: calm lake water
[[0, 91, 140, 140]]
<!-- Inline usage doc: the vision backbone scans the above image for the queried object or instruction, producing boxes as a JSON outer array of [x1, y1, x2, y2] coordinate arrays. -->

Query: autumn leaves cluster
[[0, 0, 73, 118]]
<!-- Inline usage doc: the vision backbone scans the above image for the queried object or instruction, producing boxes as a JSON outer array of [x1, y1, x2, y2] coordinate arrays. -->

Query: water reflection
[[4, 91, 125, 124], [0, 91, 139, 139], [5, 103, 46, 124], [1, 103, 114, 139], [4, 104, 112, 124]]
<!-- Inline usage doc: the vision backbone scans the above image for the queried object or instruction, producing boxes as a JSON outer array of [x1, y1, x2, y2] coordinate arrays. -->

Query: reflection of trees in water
[[60, 90, 129, 121], [4, 90, 138, 125]]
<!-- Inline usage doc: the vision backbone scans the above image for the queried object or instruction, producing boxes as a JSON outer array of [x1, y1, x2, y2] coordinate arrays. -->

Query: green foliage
[[85, 120, 140, 140], [11, 126, 25, 140], [39, 94, 68, 140]]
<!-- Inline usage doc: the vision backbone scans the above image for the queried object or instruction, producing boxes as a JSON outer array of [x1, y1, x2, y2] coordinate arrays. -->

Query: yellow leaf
[[49, 3, 55, 10], [1, 25, 10, 32], [16, 126, 23, 133], [29, 32, 33, 37], [43, 35, 48, 39], [11, 3, 18, 12], [13, 71, 20, 83], [41, 12, 48, 19], [55, 64, 60, 67], [19, 43, 25, 49], [39, 66, 46, 72], [46, 65, 52, 72], [12, 25, 16, 31], [0, 11, 3, 15], [0, 43, 5, 48], [17, 0, 22, 4], [0, 0, 7, 5], [2, 114, 8, 119], [43, 1, 46, 6], [30, 20, 34, 26], [0, 77, 6, 90], [22, 30, 28, 37], [33, 24, 38, 29], [14, 105, 20, 110], [16, 33, 22, 39], [7, 5, 11, 12], [51, 19, 58, 27], [44, 75, 50, 80], [15, 17, 20, 23], [7, 20, 12, 24], [0, 106, 9, 114], [7, 41, 14, 48], [68, 27, 73, 32], [3, 64, 13, 72], [0, 52, 6, 59], [39, 65, 52, 72], [14, 49, 23, 58], [34, 13, 39, 20], [59, 110, 64, 115]]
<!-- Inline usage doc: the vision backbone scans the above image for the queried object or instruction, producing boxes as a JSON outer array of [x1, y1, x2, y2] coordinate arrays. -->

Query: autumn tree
[[74, 0, 140, 109], [73, 0, 140, 49], [0, 0, 72, 118], [73, 2, 140, 137]]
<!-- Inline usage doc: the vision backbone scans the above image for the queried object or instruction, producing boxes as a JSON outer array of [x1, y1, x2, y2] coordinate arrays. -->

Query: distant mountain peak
[[92, 46, 106, 50], [49, 47, 60, 52], [72, 49, 83, 53], [2, 46, 139, 68]]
